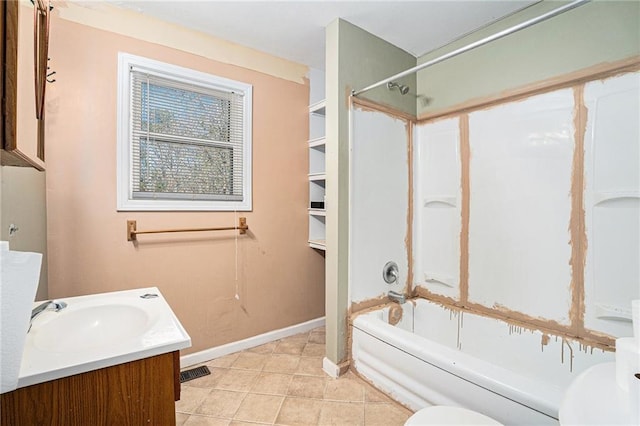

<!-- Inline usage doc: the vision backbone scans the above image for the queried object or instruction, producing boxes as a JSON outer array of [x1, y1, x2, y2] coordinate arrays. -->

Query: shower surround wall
[[42, 5, 325, 355], [349, 67, 638, 419], [347, 1, 639, 410], [347, 1, 640, 330], [349, 104, 410, 307]]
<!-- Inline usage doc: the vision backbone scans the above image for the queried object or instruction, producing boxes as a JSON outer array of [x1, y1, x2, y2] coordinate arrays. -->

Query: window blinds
[[129, 69, 245, 201]]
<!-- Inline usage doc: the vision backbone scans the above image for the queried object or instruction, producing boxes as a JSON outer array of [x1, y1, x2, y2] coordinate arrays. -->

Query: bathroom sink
[[18, 287, 191, 388], [32, 304, 151, 353]]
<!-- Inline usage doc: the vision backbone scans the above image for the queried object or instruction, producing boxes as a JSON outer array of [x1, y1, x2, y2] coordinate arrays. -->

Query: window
[[117, 53, 252, 211]]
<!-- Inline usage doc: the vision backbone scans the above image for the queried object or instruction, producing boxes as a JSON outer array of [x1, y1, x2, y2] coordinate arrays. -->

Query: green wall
[[416, 0, 640, 116], [324, 19, 416, 366]]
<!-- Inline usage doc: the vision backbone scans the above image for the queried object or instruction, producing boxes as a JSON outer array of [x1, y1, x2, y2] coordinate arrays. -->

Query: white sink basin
[[33, 304, 152, 353], [18, 287, 191, 388]]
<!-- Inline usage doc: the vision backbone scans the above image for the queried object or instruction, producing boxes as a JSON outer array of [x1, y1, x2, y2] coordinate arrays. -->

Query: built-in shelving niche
[[307, 78, 326, 250]]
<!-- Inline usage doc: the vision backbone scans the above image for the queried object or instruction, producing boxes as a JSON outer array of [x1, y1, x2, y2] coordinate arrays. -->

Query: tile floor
[[176, 327, 414, 425]]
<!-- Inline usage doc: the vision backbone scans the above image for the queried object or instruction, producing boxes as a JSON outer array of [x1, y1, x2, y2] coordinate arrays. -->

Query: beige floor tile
[[231, 352, 268, 370], [363, 383, 394, 403], [178, 332, 414, 426], [251, 372, 293, 395], [275, 396, 324, 426], [296, 356, 325, 377], [176, 386, 212, 413], [287, 332, 311, 342], [302, 342, 325, 357], [308, 331, 326, 344], [287, 375, 327, 399], [176, 412, 191, 425], [364, 403, 413, 426], [184, 415, 231, 426], [185, 367, 227, 389], [324, 376, 365, 402], [234, 393, 284, 424], [274, 339, 307, 355], [319, 401, 365, 426], [207, 353, 240, 368], [246, 341, 277, 354], [195, 389, 247, 418], [216, 369, 260, 392], [263, 353, 301, 374]]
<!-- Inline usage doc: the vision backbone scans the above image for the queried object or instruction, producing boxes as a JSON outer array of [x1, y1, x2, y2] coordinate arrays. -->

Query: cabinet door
[[1, 1, 45, 171]]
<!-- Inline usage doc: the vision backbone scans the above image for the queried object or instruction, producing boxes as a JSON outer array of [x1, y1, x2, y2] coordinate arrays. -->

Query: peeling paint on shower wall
[[412, 65, 640, 350], [467, 89, 575, 323], [349, 106, 409, 304], [413, 117, 462, 301]]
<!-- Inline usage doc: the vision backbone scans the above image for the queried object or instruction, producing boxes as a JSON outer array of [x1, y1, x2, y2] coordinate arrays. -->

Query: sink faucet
[[29, 300, 67, 332]]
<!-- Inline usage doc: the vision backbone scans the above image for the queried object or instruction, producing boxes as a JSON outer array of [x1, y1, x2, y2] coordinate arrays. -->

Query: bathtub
[[351, 298, 614, 425]]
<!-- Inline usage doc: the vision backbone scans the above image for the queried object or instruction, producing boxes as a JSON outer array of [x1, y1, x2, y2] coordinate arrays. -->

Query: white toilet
[[405, 406, 503, 425]]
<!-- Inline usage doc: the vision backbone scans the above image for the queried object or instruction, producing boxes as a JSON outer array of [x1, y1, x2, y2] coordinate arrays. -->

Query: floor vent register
[[179, 365, 211, 383]]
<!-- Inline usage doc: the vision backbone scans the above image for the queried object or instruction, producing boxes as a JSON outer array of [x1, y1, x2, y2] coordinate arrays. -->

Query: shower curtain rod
[[351, 0, 590, 97]]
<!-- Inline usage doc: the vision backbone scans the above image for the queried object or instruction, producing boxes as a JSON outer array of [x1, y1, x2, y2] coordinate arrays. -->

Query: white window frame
[[116, 52, 252, 211]]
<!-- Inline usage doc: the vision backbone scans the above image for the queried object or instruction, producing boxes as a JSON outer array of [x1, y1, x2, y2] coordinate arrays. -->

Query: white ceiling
[[106, 0, 538, 70]]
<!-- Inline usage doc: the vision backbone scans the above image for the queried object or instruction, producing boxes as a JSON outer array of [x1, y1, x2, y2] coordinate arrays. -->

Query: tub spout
[[388, 291, 406, 304]]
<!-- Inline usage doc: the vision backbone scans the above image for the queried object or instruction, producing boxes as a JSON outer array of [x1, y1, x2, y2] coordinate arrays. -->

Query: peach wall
[[44, 16, 325, 354]]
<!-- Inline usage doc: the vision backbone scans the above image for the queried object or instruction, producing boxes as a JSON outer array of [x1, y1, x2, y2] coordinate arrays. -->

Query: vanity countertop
[[17, 287, 191, 388]]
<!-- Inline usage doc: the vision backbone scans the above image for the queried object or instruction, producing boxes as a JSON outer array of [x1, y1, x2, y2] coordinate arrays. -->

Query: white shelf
[[308, 85, 325, 251], [308, 239, 326, 250], [308, 137, 326, 148], [309, 100, 326, 116], [308, 173, 326, 182]]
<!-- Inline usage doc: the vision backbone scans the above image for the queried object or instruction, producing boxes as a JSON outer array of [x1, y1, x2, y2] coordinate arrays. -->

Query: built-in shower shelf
[[592, 191, 639, 206], [308, 209, 326, 216], [423, 196, 457, 208]]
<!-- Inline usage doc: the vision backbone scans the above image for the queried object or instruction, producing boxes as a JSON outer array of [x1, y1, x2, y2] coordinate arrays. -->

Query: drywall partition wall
[[1, 166, 48, 301], [583, 72, 640, 337], [44, 13, 325, 354], [325, 18, 416, 367], [416, 1, 640, 118], [413, 118, 461, 299], [350, 107, 409, 303], [467, 90, 575, 323]]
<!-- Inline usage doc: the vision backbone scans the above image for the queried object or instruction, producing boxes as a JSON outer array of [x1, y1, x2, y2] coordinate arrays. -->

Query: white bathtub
[[351, 298, 614, 425]]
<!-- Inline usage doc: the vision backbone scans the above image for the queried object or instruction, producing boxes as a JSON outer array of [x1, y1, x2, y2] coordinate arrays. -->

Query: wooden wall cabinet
[[0, 351, 181, 425], [1, 0, 47, 171]]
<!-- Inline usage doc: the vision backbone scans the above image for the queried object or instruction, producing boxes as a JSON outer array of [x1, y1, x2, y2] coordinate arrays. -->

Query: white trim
[[116, 52, 253, 212], [180, 317, 325, 368], [322, 356, 341, 378]]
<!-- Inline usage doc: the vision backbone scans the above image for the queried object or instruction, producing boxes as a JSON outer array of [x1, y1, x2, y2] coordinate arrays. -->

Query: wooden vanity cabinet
[[1, 0, 47, 170], [0, 351, 181, 425]]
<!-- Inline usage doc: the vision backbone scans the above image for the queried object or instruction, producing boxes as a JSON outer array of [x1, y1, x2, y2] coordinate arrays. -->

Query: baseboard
[[323, 357, 350, 378], [180, 317, 325, 368]]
